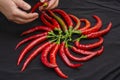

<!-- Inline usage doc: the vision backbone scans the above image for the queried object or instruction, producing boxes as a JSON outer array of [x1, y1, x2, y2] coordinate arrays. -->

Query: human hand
[[39, 0, 59, 10], [0, 0, 39, 24]]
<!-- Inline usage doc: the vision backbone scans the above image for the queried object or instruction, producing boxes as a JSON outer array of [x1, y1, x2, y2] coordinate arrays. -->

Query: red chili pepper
[[30, 1, 48, 13], [21, 26, 51, 36], [15, 32, 48, 49], [21, 41, 51, 71], [79, 18, 91, 31], [48, 10, 68, 32], [17, 35, 48, 65], [71, 46, 104, 56], [85, 22, 112, 39], [81, 15, 102, 35], [40, 12, 61, 30], [41, 42, 57, 68], [65, 46, 104, 61], [59, 42, 82, 68], [49, 43, 68, 78], [40, 14, 57, 29], [54, 67, 68, 78], [52, 9, 73, 28], [75, 37, 104, 50], [50, 43, 60, 64], [69, 14, 81, 30]]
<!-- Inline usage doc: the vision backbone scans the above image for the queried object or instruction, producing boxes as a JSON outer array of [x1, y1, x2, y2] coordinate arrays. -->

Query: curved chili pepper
[[16, 32, 48, 49], [49, 43, 67, 78], [81, 15, 102, 35], [69, 14, 81, 30], [21, 26, 51, 36], [30, 1, 48, 13], [71, 46, 104, 56], [41, 43, 57, 68], [21, 41, 51, 71], [40, 12, 61, 30], [48, 10, 68, 32], [66, 46, 104, 61], [79, 18, 91, 31], [75, 37, 104, 50], [40, 13, 56, 29], [50, 43, 60, 64], [17, 35, 48, 65], [44, 12, 61, 29], [54, 67, 68, 78], [52, 9, 73, 28], [85, 22, 112, 39], [59, 42, 82, 68], [71, 46, 93, 55]]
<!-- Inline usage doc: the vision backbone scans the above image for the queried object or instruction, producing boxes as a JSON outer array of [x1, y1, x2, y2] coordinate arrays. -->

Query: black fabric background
[[0, 0, 120, 80]]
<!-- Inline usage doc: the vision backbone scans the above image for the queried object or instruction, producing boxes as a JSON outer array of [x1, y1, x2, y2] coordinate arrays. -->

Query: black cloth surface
[[0, 0, 120, 80]]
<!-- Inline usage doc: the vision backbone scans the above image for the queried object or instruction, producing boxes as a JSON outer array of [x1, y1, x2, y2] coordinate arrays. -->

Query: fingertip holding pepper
[[30, 1, 48, 13]]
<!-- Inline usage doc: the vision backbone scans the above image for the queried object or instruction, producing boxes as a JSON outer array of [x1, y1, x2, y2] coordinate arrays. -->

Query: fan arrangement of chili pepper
[[15, 2, 112, 79]]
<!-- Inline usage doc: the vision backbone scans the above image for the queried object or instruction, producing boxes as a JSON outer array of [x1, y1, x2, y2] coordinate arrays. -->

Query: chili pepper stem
[[68, 27, 73, 41], [74, 35, 87, 42], [72, 30, 81, 34], [56, 36, 61, 44], [49, 38, 58, 43]]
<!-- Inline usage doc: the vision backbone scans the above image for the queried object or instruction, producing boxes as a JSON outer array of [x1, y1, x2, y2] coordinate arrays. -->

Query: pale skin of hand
[[0, 0, 59, 24], [39, 0, 59, 10], [0, 0, 39, 24]]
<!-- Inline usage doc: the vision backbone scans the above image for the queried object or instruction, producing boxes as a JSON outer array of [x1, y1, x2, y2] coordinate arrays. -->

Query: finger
[[40, 0, 46, 2], [39, 0, 58, 10], [46, 0, 58, 9], [14, 9, 39, 20], [13, 16, 38, 24], [47, 0, 59, 9], [13, 0, 31, 10]]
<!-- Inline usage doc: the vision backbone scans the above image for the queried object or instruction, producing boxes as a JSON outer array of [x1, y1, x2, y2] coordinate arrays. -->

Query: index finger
[[14, 9, 39, 19]]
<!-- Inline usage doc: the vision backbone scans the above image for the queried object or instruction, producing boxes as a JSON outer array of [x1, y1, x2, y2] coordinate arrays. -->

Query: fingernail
[[40, 0, 45, 2], [25, 5, 31, 10]]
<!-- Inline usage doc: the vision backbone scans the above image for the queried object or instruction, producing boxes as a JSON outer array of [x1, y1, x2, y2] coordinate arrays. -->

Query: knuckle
[[11, 11, 17, 16], [7, 12, 17, 21]]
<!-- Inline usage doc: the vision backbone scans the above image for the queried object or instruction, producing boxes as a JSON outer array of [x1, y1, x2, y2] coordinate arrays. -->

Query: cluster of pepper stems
[[15, 1, 112, 79]]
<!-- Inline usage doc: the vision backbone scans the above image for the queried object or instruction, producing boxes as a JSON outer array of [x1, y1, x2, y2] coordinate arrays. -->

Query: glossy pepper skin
[[21, 41, 51, 71], [60, 42, 82, 68], [53, 9, 73, 28], [21, 26, 51, 36], [69, 14, 81, 30], [85, 22, 112, 39], [48, 10, 68, 32], [80, 15, 102, 35], [79, 18, 91, 31], [75, 37, 104, 50], [15, 32, 48, 49], [41, 43, 57, 68], [65, 46, 104, 61], [40, 12, 61, 30], [49, 43, 68, 79], [17, 35, 48, 65]]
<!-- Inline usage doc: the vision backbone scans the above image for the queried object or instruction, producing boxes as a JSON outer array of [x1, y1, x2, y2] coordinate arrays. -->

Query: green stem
[[74, 35, 87, 42], [72, 30, 81, 34], [68, 27, 73, 41], [49, 38, 58, 42], [56, 36, 61, 44]]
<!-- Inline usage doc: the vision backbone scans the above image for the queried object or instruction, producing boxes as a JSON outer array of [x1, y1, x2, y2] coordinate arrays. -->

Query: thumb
[[13, 0, 31, 10]]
